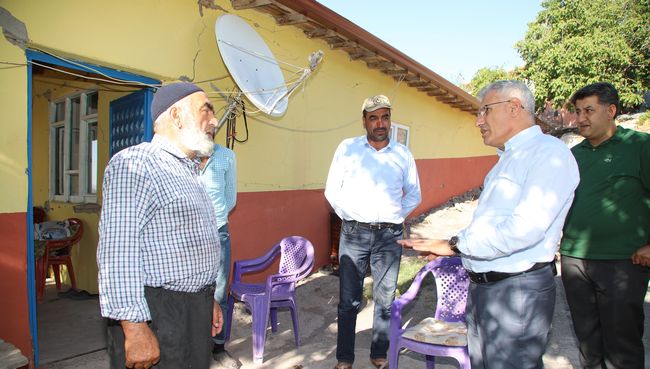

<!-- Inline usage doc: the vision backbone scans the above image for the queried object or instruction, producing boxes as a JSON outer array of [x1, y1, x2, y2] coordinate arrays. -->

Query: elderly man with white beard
[[98, 82, 224, 369]]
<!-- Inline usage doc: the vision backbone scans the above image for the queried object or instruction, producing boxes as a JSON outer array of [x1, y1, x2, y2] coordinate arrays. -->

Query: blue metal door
[[109, 89, 154, 157]]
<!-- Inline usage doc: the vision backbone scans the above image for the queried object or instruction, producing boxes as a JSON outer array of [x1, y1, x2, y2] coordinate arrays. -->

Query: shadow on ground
[[40, 257, 650, 369]]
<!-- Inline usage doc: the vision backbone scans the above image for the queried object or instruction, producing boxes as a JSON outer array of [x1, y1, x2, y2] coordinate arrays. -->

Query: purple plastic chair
[[389, 256, 470, 369], [225, 236, 315, 363]]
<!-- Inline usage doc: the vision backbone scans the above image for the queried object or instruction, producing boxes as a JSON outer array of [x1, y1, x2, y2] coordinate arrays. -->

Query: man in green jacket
[[560, 82, 650, 369]]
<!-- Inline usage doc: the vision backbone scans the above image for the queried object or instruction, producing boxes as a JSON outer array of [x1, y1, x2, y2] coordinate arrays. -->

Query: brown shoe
[[370, 357, 388, 369], [332, 362, 352, 369]]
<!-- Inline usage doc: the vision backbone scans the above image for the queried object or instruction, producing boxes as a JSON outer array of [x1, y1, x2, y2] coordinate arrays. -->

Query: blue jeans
[[213, 223, 231, 345], [336, 220, 403, 363]]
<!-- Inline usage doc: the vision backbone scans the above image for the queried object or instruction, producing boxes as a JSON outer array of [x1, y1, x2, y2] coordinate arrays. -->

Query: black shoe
[[212, 343, 225, 355], [213, 349, 239, 368], [332, 362, 352, 369], [370, 357, 388, 369]]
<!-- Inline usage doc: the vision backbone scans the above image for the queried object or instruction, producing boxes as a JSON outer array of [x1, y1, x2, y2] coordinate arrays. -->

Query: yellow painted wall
[[0, 29, 28, 212], [2, 0, 491, 197], [0, 0, 492, 293], [221, 11, 493, 192]]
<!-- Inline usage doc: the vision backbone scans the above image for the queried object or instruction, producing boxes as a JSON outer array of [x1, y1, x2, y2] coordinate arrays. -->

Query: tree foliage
[[462, 67, 517, 96], [515, 0, 649, 110]]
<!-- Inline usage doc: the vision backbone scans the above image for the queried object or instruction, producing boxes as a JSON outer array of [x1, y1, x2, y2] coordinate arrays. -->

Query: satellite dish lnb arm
[[267, 50, 324, 113]]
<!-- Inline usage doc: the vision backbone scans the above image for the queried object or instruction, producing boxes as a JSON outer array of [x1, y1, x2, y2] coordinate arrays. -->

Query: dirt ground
[[42, 193, 649, 369], [406, 189, 480, 241]]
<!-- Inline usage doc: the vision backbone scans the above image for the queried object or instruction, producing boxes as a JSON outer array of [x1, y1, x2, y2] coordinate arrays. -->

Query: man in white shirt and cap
[[325, 94, 422, 369]]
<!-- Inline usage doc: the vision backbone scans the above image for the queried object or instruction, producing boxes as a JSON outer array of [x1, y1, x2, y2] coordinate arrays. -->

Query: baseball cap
[[361, 95, 391, 113]]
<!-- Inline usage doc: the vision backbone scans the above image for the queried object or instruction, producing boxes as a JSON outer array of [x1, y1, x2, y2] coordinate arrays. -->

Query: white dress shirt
[[325, 136, 421, 224], [457, 125, 579, 273]]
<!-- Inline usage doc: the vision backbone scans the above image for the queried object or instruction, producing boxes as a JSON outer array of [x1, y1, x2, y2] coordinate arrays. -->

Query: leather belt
[[345, 220, 401, 231], [467, 262, 553, 284]]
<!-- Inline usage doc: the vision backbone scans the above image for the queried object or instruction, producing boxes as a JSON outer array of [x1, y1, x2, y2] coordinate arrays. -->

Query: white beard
[[179, 120, 214, 157]]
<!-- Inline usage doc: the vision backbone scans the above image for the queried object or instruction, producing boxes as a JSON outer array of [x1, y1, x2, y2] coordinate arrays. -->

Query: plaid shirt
[[98, 135, 220, 322], [198, 144, 237, 228]]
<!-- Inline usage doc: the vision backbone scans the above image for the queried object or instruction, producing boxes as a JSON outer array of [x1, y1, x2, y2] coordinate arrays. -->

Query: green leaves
[[462, 67, 517, 96], [515, 0, 649, 110]]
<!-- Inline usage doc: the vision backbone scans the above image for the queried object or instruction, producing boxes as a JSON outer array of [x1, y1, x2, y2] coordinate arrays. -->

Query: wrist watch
[[448, 236, 460, 255]]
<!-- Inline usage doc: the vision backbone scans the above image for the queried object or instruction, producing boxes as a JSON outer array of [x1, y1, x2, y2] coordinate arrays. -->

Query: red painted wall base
[[227, 155, 497, 282], [0, 212, 33, 368]]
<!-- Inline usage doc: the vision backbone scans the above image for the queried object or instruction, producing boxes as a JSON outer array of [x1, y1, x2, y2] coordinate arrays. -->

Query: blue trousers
[[466, 264, 556, 369], [336, 220, 403, 364], [213, 223, 231, 345]]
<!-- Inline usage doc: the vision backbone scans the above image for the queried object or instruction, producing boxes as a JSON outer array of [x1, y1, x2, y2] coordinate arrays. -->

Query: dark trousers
[[466, 264, 556, 369], [107, 284, 215, 369], [561, 256, 648, 369], [336, 220, 403, 364]]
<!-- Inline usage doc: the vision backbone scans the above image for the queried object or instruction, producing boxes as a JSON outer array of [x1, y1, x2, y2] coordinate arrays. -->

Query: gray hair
[[477, 80, 535, 115], [153, 97, 192, 133]]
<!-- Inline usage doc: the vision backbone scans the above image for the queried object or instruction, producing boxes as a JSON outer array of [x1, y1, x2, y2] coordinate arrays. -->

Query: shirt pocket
[[486, 173, 523, 208]]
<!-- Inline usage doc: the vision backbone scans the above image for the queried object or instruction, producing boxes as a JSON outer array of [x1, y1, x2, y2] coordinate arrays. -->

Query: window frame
[[48, 90, 98, 203], [390, 121, 411, 147]]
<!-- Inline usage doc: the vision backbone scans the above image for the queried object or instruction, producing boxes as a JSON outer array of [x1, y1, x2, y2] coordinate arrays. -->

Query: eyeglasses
[[476, 99, 519, 118]]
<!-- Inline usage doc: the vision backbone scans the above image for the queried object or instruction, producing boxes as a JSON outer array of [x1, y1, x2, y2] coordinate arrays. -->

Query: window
[[49, 91, 98, 203], [390, 122, 410, 147]]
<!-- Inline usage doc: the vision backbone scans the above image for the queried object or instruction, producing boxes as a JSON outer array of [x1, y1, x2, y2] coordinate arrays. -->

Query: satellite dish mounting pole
[[217, 92, 242, 130]]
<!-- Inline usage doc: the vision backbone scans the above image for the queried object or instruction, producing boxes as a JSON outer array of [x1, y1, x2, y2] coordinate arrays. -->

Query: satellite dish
[[216, 14, 288, 117]]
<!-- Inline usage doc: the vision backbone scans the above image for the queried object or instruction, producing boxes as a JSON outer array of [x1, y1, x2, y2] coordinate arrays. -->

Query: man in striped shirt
[[98, 82, 223, 369]]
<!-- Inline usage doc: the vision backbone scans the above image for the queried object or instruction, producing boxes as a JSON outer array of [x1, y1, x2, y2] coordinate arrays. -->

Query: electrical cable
[[233, 102, 249, 144], [223, 99, 250, 151]]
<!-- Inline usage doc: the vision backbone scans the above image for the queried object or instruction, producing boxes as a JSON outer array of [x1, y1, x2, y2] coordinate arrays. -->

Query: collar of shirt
[[364, 136, 394, 153], [152, 134, 187, 158], [498, 125, 542, 154], [152, 134, 200, 173], [576, 125, 624, 151]]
